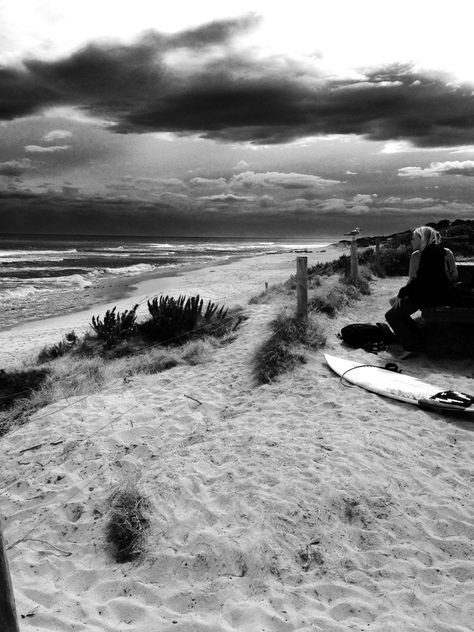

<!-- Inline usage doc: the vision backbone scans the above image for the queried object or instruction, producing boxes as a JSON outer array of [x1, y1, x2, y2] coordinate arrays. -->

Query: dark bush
[[0, 367, 51, 411], [139, 294, 228, 344], [91, 305, 138, 348], [37, 331, 78, 362]]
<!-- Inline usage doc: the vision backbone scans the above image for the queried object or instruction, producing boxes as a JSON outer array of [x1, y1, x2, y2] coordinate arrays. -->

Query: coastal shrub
[[37, 331, 78, 362], [105, 484, 151, 563], [254, 311, 326, 384], [139, 294, 229, 344], [367, 245, 411, 277], [309, 285, 350, 317], [341, 274, 371, 296], [307, 249, 374, 280], [0, 366, 51, 412], [91, 305, 138, 348], [309, 275, 369, 317]]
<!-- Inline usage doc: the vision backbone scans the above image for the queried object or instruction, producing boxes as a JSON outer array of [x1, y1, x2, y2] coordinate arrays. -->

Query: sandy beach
[[1, 245, 473, 631]]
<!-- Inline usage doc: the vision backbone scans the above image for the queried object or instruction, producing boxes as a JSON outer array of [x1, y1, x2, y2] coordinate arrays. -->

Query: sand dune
[[1, 247, 473, 631]]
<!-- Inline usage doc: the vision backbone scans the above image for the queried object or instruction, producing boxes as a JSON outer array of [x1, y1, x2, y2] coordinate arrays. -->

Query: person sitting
[[385, 226, 458, 356]]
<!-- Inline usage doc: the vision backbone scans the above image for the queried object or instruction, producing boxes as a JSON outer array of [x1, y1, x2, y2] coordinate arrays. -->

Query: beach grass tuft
[[139, 294, 229, 344], [37, 331, 78, 362], [0, 366, 51, 412], [309, 274, 370, 317], [105, 483, 151, 563], [254, 311, 326, 384]]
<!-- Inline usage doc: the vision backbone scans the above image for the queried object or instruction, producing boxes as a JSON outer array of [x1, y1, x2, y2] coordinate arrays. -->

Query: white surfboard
[[324, 353, 473, 413]]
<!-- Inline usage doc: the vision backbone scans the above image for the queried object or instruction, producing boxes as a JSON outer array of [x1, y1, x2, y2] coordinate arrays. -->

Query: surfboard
[[324, 353, 474, 413]]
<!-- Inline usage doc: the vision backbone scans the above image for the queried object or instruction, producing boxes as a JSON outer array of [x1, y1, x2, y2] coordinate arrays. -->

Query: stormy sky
[[1, 1, 474, 237]]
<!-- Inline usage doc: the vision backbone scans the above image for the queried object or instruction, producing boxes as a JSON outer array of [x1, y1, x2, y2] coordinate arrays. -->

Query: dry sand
[[1, 245, 473, 631]]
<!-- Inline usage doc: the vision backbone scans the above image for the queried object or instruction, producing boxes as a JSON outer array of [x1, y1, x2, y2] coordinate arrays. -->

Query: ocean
[[0, 234, 338, 329]]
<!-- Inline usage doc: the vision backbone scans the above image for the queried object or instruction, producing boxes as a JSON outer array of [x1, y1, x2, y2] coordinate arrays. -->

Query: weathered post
[[296, 256, 308, 322], [0, 525, 20, 632], [265, 282, 268, 292], [350, 235, 359, 282]]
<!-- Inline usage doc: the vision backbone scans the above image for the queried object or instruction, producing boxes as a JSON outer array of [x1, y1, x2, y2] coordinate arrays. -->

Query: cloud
[[230, 170, 340, 189], [318, 198, 347, 212], [198, 193, 256, 203], [25, 144, 70, 153], [233, 160, 249, 170], [316, 194, 376, 214], [403, 197, 437, 207], [189, 176, 227, 187], [258, 194, 274, 207], [398, 160, 474, 177], [42, 130, 73, 142], [351, 193, 377, 205], [1, 24, 474, 148], [0, 158, 32, 176], [348, 205, 371, 214], [62, 185, 80, 196]]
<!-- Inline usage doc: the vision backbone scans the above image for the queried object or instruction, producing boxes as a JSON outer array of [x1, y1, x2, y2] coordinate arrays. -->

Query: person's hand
[[389, 297, 402, 308]]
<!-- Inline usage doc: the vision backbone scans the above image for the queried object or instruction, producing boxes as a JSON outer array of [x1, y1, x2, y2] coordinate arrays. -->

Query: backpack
[[339, 323, 395, 352]]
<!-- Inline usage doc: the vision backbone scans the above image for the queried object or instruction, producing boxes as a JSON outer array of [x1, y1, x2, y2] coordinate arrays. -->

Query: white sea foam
[[0, 285, 41, 300], [0, 249, 78, 259], [102, 263, 157, 275]]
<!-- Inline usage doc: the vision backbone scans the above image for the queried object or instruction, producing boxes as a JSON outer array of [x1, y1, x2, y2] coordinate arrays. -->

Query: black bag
[[339, 322, 395, 352]]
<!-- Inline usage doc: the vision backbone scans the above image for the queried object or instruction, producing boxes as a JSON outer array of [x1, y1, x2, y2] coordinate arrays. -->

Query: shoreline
[[0, 254, 247, 334], [0, 246, 339, 334], [0, 244, 344, 367]]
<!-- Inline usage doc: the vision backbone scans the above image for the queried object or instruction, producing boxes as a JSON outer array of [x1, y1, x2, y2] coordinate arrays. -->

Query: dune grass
[[105, 483, 151, 563], [254, 311, 326, 384], [308, 274, 370, 318], [0, 303, 241, 436]]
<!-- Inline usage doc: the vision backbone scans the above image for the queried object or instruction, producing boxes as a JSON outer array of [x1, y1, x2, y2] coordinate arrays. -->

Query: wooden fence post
[[0, 525, 20, 632], [350, 236, 359, 281], [296, 256, 308, 322]]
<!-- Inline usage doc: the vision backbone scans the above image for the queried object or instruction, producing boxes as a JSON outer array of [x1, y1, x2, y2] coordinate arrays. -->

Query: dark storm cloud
[[0, 158, 32, 176], [1, 14, 474, 148], [169, 14, 260, 48]]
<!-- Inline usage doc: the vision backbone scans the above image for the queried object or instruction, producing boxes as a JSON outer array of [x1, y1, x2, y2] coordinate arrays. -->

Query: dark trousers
[[385, 298, 424, 351]]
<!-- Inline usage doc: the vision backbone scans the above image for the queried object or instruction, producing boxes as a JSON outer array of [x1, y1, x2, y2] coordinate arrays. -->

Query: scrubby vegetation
[[140, 295, 228, 343], [0, 294, 243, 436], [105, 484, 151, 563], [91, 305, 138, 348], [254, 311, 326, 384], [307, 249, 374, 277], [0, 366, 51, 413], [37, 331, 78, 362], [347, 218, 474, 278], [309, 275, 371, 318], [38, 294, 240, 362]]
